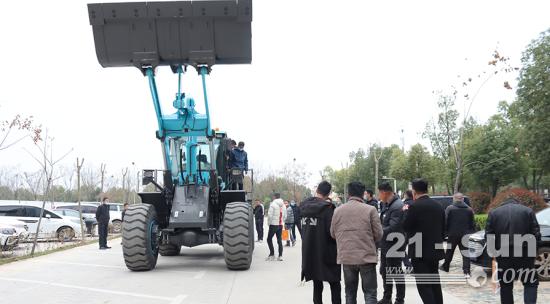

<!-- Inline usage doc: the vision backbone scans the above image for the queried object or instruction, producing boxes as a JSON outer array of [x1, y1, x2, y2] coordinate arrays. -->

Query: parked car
[[53, 209, 98, 236], [0, 205, 82, 242], [469, 207, 550, 281], [0, 217, 29, 241], [55, 203, 123, 233], [431, 195, 471, 211], [0, 223, 19, 251]]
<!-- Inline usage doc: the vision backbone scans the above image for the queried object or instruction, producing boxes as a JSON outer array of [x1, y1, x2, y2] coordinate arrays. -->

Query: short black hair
[[238, 141, 245, 147], [102, 197, 108, 202], [230, 139, 237, 146], [316, 181, 332, 197], [366, 189, 374, 196], [405, 190, 413, 199], [123, 202, 129, 206], [273, 193, 281, 199], [378, 182, 393, 192], [347, 182, 365, 198], [412, 178, 428, 193]]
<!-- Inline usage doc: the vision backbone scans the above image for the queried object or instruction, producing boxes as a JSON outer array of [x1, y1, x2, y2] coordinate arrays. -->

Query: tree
[[463, 108, 521, 197], [510, 28, 550, 192], [0, 114, 42, 151]]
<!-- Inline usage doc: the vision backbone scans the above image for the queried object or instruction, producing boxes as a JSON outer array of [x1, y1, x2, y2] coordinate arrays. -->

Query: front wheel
[[223, 202, 254, 270], [536, 247, 550, 281], [111, 220, 122, 234], [122, 204, 159, 271]]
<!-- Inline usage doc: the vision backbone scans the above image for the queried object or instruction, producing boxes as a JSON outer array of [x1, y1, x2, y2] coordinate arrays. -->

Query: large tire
[[159, 243, 181, 256], [223, 202, 254, 270], [122, 204, 159, 271]]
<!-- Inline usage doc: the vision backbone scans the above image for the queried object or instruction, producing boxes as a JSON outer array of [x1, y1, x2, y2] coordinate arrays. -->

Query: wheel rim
[[58, 228, 73, 241], [113, 221, 121, 233], [535, 251, 550, 279], [149, 219, 159, 254]]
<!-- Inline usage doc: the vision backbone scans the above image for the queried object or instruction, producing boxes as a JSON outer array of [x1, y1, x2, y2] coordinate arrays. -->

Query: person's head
[[377, 182, 393, 203], [316, 181, 332, 199], [347, 181, 366, 199], [123, 202, 129, 210], [238, 141, 245, 150], [411, 178, 429, 199], [272, 193, 281, 200], [365, 189, 374, 200], [230, 139, 237, 148], [290, 200, 296, 206], [405, 190, 414, 200], [453, 192, 464, 203], [284, 200, 289, 207]]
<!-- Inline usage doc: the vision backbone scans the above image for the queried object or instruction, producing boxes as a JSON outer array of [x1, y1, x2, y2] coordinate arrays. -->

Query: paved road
[[0, 235, 471, 304]]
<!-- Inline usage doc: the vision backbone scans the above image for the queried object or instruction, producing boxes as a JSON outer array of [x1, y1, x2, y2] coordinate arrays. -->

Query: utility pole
[[292, 158, 296, 202], [400, 128, 405, 152], [373, 146, 383, 195], [76, 158, 85, 242]]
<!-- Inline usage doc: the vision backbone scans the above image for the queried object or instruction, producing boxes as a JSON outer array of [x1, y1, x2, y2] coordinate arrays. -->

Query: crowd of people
[[256, 178, 541, 304]]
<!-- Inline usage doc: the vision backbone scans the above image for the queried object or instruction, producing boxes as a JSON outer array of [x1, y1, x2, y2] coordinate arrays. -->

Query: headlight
[[1, 228, 16, 235]]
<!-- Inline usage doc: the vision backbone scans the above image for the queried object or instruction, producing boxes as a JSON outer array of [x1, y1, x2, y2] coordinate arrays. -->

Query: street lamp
[[382, 176, 397, 194]]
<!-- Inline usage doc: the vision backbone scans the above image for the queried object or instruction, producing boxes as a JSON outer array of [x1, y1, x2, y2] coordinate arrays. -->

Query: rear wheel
[[122, 204, 159, 271], [56, 227, 75, 242], [159, 243, 181, 256], [536, 247, 550, 281], [223, 202, 254, 270]]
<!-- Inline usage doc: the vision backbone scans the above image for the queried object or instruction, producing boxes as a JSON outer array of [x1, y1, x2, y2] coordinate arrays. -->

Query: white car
[[0, 223, 19, 251], [55, 203, 123, 233], [0, 205, 82, 241], [0, 217, 29, 241]]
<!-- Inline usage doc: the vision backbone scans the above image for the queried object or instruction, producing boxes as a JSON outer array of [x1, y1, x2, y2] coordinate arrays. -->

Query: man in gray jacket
[[331, 182, 383, 304]]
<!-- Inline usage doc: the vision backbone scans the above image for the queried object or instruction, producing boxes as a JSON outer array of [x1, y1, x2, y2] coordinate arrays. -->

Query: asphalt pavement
[[0, 233, 471, 304]]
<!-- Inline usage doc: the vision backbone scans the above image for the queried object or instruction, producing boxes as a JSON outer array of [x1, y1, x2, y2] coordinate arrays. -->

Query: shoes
[[277, 256, 284, 261], [258, 240, 263, 243], [99, 247, 107, 250], [377, 299, 391, 304], [394, 300, 405, 304], [265, 255, 275, 261], [464, 273, 471, 279], [292, 241, 296, 247], [439, 265, 449, 272], [105, 246, 112, 249]]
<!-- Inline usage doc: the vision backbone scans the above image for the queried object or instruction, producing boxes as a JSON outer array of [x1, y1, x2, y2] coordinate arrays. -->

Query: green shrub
[[487, 188, 547, 212], [474, 214, 488, 231], [467, 192, 492, 214]]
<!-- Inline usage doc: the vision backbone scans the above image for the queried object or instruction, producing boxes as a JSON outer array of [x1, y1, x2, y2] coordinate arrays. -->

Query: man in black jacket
[[377, 182, 405, 304], [485, 197, 540, 304], [301, 181, 341, 304], [96, 197, 111, 250], [402, 178, 445, 304], [440, 192, 474, 276], [253, 200, 264, 242], [365, 189, 379, 212]]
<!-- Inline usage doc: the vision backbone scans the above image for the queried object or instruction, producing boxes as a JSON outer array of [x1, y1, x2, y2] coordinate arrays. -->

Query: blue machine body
[[146, 65, 217, 188]]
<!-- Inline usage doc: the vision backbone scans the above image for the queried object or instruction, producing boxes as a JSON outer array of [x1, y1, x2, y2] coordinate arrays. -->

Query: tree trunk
[[77, 158, 85, 242], [31, 177, 52, 256], [374, 159, 379, 195]]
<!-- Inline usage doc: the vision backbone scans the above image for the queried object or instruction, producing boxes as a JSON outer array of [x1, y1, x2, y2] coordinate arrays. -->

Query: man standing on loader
[[229, 141, 248, 190]]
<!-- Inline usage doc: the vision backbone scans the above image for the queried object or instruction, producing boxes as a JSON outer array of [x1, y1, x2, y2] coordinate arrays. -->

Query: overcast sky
[[0, 0, 549, 186]]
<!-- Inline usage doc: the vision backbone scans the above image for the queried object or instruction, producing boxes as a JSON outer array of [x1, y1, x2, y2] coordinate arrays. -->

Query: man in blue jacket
[[229, 141, 248, 190]]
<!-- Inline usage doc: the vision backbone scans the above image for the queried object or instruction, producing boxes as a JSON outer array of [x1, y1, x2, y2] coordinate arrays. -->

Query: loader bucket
[[88, 0, 252, 72]]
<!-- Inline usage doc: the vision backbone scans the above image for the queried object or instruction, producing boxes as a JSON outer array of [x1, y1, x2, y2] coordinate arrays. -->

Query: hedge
[[474, 214, 488, 231]]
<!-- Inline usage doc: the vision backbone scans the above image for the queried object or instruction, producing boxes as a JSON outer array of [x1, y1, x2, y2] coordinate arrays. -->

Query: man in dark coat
[[96, 197, 111, 250], [485, 197, 540, 304], [377, 182, 406, 304], [403, 190, 414, 207], [365, 189, 379, 212], [402, 178, 445, 304], [253, 200, 264, 242], [291, 200, 302, 238], [300, 181, 341, 304], [440, 192, 474, 276]]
